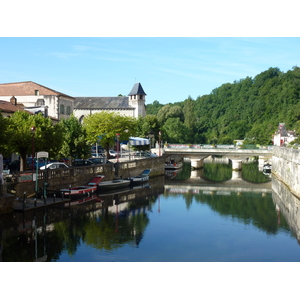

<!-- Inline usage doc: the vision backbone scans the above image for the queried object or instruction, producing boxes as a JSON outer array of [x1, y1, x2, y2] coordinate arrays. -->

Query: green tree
[[83, 111, 137, 156], [0, 112, 9, 155], [157, 104, 184, 126], [136, 114, 160, 144], [145, 100, 163, 115], [162, 117, 189, 143], [59, 114, 91, 160], [6, 111, 64, 171], [183, 96, 195, 131]]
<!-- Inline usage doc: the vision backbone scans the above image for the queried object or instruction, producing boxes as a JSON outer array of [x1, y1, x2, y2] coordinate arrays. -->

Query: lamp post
[[116, 133, 120, 162], [158, 131, 161, 156], [31, 126, 36, 170], [148, 130, 154, 151]]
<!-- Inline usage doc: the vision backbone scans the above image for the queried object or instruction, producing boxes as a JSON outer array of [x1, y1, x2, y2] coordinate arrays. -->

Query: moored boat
[[128, 169, 151, 185], [61, 175, 105, 197], [165, 159, 183, 170], [263, 163, 272, 174], [97, 179, 131, 190]]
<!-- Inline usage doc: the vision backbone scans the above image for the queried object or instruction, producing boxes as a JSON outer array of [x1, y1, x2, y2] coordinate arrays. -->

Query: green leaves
[[59, 114, 90, 159], [6, 111, 64, 170], [83, 111, 137, 155], [147, 66, 300, 145]]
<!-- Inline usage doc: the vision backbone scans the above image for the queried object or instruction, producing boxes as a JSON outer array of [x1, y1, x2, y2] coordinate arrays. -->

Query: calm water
[[1, 161, 300, 262]]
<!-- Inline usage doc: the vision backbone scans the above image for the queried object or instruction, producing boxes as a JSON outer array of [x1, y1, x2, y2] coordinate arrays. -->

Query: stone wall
[[272, 147, 300, 198], [4, 156, 166, 199]]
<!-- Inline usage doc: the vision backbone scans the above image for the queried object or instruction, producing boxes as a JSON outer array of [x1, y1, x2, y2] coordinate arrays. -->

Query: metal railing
[[165, 144, 274, 150]]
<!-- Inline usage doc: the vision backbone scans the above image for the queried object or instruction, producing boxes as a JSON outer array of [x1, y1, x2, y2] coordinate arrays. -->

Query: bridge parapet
[[164, 144, 273, 169], [166, 144, 273, 150]]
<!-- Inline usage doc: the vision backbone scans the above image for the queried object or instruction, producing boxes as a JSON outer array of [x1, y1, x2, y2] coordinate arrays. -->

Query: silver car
[[40, 162, 69, 170]]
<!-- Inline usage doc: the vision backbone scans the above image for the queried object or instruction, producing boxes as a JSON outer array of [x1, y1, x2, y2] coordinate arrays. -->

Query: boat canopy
[[129, 137, 150, 145]]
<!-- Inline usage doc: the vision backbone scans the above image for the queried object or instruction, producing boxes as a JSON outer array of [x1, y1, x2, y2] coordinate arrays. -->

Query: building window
[[66, 106, 71, 115], [140, 95, 143, 99], [36, 99, 45, 106], [60, 104, 65, 114], [35, 90, 39, 96], [79, 115, 84, 123]]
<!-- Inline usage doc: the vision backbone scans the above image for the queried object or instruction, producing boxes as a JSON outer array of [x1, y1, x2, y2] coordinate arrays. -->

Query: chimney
[[10, 96, 17, 105]]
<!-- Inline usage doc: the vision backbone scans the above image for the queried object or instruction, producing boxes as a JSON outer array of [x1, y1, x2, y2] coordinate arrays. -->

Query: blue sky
[[1, 37, 300, 105], [1, 1, 299, 105]]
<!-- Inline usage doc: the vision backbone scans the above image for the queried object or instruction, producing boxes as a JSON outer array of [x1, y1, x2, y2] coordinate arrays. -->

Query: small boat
[[165, 159, 183, 170], [97, 179, 131, 190], [263, 163, 272, 174], [61, 175, 105, 197], [128, 169, 151, 185]]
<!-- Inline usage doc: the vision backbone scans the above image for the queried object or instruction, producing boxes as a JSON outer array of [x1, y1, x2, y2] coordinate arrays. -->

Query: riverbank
[[0, 155, 166, 213]]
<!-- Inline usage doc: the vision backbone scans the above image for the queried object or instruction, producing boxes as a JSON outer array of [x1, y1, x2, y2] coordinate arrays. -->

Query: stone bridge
[[163, 144, 273, 170]]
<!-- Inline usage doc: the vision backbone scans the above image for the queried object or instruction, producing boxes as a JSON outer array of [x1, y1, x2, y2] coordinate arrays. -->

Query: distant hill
[[146, 66, 300, 145]]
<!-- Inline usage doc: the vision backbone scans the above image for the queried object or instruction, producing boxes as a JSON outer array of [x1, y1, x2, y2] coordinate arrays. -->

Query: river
[[1, 160, 300, 262]]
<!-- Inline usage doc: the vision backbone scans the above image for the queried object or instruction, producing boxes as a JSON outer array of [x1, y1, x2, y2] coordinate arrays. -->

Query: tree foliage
[[0, 112, 9, 155], [136, 115, 160, 137], [83, 111, 137, 155], [145, 100, 164, 115], [146, 67, 300, 145], [6, 111, 64, 171], [59, 114, 91, 160]]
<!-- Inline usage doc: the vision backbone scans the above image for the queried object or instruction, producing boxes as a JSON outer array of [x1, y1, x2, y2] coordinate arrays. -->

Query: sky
[[1, 2, 300, 105]]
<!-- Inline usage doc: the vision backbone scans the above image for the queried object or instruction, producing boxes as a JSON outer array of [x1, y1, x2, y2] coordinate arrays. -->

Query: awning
[[129, 137, 150, 145]]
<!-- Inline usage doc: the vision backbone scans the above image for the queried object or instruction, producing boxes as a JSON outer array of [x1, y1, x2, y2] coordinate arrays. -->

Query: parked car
[[40, 162, 69, 170], [8, 160, 20, 172], [91, 145, 105, 156], [27, 157, 58, 169], [88, 157, 106, 164], [109, 150, 117, 158], [134, 151, 157, 157], [72, 159, 94, 167]]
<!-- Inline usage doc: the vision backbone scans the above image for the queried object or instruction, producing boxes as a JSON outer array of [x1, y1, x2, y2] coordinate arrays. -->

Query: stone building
[[73, 82, 146, 122], [0, 81, 147, 122], [273, 123, 297, 146], [0, 81, 74, 121]]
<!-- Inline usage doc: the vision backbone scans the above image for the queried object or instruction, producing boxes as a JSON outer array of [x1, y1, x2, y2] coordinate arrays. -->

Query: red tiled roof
[[0, 100, 28, 114], [0, 81, 74, 99]]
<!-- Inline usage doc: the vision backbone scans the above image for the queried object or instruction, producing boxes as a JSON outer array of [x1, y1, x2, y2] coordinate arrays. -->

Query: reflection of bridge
[[165, 177, 271, 196], [165, 167, 271, 193], [164, 144, 273, 170]]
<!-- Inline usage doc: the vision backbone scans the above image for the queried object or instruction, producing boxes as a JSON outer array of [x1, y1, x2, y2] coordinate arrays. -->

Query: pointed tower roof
[[128, 82, 147, 96]]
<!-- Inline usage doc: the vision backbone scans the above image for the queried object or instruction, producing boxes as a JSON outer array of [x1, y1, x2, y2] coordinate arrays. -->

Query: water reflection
[[272, 176, 300, 242], [0, 178, 164, 262], [0, 161, 299, 261]]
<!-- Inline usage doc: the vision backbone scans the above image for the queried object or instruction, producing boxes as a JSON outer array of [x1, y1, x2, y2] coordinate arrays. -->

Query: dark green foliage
[[59, 114, 91, 159], [0, 112, 9, 155], [145, 100, 164, 115], [146, 67, 300, 144]]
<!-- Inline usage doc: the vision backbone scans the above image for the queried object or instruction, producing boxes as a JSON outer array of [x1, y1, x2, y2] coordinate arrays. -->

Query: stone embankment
[[272, 146, 300, 198], [0, 156, 166, 213]]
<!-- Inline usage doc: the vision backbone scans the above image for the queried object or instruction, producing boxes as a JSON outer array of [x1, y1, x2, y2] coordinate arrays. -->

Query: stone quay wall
[[4, 156, 166, 200], [272, 146, 300, 198]]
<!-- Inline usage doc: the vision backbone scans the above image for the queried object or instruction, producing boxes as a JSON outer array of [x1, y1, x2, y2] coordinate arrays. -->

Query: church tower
[[128, 82, 146, 118]]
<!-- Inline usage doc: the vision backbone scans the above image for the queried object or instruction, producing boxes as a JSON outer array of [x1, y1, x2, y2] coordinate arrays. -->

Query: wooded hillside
[[146, 66, 300, 145]]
